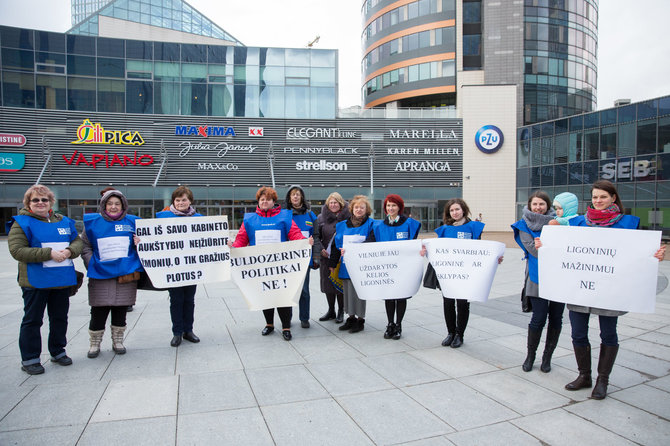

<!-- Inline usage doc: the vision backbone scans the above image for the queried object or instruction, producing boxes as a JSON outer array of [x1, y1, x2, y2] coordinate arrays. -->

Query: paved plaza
[[0, 237, 669, 445]]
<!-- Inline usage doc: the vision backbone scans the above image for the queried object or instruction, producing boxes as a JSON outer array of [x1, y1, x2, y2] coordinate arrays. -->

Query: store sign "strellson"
[[72, 119, 145, 145]]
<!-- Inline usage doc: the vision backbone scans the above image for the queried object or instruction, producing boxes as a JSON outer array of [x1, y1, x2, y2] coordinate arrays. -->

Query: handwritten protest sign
[[135, 216, 230, 288], [539, 225, 661, 313], [230, 239, 312, 311], [424, 238, 505, 302], [343, 240, 423, 300]]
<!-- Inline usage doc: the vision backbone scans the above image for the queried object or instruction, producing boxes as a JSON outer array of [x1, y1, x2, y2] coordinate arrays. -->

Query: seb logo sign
[[601, 160, 656, 181], [0, 152, 25, 172]]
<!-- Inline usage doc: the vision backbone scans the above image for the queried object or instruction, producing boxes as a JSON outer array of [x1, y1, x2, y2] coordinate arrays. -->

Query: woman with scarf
[[369, 194, 421, 340], [537, 180, 665, 399], [315, 192, 350, 324], [284, 185, 319, 329], [8, 184, 82, 375], [328, 195, 376, 333], [230, 186, 309, 341], [82, 187, 142, 358], [512, 190, 562, 373], [436, 198, 485, 348], [157, 186, 203, 347]]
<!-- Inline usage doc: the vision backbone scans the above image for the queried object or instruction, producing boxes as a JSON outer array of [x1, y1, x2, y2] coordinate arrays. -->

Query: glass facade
[[361, 0, 457, 108], [0, 26, 337, 118], [523, 0, 598, 124], [517, 95, 670, 232], [69, 0, 242, 45]]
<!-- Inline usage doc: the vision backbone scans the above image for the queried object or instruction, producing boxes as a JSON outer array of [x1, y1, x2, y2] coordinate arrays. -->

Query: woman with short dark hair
[[157, 185, 203, 347]]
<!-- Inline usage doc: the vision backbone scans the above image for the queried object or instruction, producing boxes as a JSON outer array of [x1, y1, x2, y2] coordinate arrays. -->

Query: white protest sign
[[538, 225, 661, 313], [135, 216, 230, 288], [343, 240, 423, 300], [424, 238, 505, 302], [230, 239, 311, 311]]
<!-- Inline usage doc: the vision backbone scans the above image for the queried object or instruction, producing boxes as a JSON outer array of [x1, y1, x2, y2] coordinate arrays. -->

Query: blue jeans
[[169, 285, 196, 335], [529, 297, 565, 331], [298, 270, 310, 322], [569, 310, 618, 347], [19, 287, 70, 365]]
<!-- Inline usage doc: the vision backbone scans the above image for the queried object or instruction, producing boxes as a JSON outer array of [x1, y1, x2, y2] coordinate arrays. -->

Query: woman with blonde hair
[[9, 185, 82, 374], [315, 191, 350, 323], [328, 195, 376, 333]]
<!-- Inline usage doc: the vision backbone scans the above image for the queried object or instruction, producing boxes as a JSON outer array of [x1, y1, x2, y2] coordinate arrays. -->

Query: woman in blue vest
[[231, 186, 308, 341], [512, 190, 562, 373], [284, 185, 319, 329], [328, 195, 377, 333], [157, 186, 203, 347], [82, 188, 143, 358], [8, 185, 83, 375], [370, 194, 421, 340], [435, 198, 484, 348], [536, 180, 665, 399]]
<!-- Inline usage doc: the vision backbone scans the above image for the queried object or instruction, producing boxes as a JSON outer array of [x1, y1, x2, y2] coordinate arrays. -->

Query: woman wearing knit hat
[[550, 192, 580, 226], [369, 194, 421, 340], [434, 198, 484, 348], [82, 187, 143, 358]]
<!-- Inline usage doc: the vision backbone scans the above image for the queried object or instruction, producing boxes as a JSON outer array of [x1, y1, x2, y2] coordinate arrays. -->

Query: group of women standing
[[514, 180, 665, 399], [9, 181, 666, 404]]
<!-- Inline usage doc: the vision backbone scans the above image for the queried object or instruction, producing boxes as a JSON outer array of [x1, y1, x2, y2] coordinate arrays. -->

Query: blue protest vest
[[243, 209, 293, 246], [13, 215, 78, 288], [334, 218, 376, 279], [569, 214, 640, 230], [434, 220, 484, 240], [84, 213, 143, 279], [156, 210, 203, 218], [292, 210, 317, 266], [511, 219, 542, 283], [373, 217, 421, 241]]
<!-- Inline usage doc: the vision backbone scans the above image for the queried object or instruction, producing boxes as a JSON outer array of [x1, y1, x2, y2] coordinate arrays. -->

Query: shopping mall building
[[0, 0, 666, 236]]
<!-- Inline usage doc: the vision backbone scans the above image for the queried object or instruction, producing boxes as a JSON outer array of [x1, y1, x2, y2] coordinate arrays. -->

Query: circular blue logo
[[475, 125, 504, 154]]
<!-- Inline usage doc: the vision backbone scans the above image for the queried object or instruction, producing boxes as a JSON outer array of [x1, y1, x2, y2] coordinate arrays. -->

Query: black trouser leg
[[395, 299, 407, 325], [277, 307, 292, 329], [263, 308, 274, 325], [443, 297, 456, 334], [385, 300, 395, 324]]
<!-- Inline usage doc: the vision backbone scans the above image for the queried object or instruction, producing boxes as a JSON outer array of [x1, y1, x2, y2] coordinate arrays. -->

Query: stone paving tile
[[234, 338, 306, 369], [461, 370, 570, 416], [565, 398, 670, 446], [79, 416, 176, 446], [91, 376, 178, 422], [0, 424, 86, 445], [647, 374, 670, 393], [361, 352, 448, 387], [245, 364, 330, 406], [404, 380, 519, 431], [337, 388, 453, 444], [446, 421, 541, 446], [175, 343, 243, 374], [410, 347, 497, 378], [609, 383, 670, 419], [460, 338, 524, 369], [262, 398, 373, 446], [615, 348, 670, 378], [637, 330, 670, 345], [511, 408, 635, 446], [101, 346, 177, 380], [620, 337, 670, 362], [177, 408, 274, 445], [0, 381, 107, 430], [178, 370, 256, 415], [306, 358, 394, 397], [288, 333, 363, 363], [0, 385, 33, 421], [397, 437, 455, 446]]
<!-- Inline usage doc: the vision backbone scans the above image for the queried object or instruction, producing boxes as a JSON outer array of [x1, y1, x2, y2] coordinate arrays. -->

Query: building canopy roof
[[67, 0, 242, 45]]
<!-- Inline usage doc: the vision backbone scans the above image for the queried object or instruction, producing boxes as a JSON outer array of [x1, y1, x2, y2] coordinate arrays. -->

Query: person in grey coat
[[81, 188, 142, 358]]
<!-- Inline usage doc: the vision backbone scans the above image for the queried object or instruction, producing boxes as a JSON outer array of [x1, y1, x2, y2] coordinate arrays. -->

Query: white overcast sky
[[0, 0, 668, 110]]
